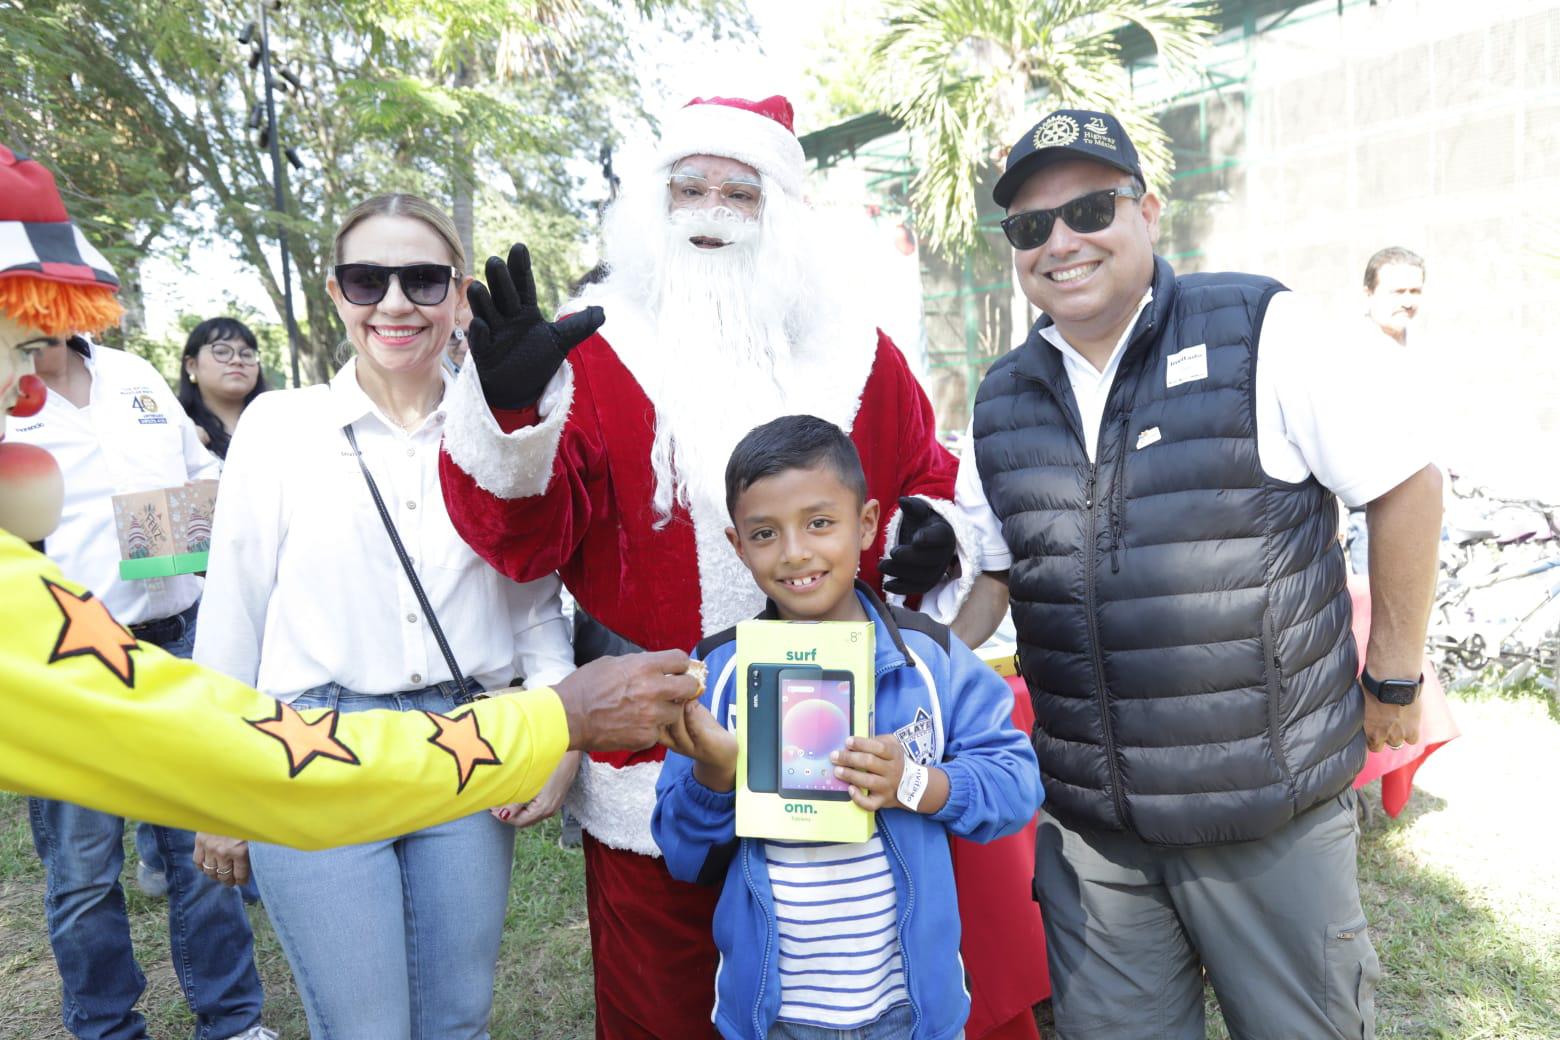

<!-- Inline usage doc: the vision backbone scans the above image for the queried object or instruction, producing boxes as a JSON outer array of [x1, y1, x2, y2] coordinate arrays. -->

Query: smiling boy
[[651, 414, 1041, 1040]]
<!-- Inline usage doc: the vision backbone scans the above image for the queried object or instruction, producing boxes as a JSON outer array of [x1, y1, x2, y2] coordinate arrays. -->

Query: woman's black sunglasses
[[333, 263, 455, 307], [1000, 186, 1144, 251]]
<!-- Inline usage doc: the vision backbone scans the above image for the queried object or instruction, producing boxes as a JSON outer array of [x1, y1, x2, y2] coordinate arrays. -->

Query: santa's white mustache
[[667, 206, 760, 247]]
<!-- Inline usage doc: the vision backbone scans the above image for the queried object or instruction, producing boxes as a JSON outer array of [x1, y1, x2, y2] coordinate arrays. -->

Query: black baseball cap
[[992, 109, 1144, 209]]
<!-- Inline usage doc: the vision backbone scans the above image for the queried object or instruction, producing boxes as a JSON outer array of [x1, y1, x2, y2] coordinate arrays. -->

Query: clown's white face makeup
[[0, 313, 52, 416], [0, 313, 65, 542]]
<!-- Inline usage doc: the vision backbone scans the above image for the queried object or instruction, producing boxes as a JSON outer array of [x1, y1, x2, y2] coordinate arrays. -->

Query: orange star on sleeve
[[44, 579, 140, 687], [247, 702, 361, 778], [423, 710, 502, 794]]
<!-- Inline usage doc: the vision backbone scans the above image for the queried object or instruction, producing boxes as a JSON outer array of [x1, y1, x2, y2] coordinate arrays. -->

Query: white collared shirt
[[954, 288, 1430, 569], [193, 358, 573, 701], [9, 338, 219, 624]]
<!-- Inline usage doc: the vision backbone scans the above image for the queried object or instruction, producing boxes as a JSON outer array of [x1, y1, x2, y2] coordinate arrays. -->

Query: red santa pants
[[582, 834, 722, 1040]]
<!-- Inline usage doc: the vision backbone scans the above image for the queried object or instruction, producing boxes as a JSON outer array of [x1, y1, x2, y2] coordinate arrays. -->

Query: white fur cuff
[[441, 359, 574, 500], [565, 756, 664, 858], [881, 495, 981, 619]]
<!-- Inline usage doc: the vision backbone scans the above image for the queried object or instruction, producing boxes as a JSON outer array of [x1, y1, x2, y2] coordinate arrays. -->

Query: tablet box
[[734, 618, 875, 843], [113, 480, 218, 580]]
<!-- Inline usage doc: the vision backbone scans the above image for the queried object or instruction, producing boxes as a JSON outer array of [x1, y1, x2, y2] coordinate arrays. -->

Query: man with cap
[[885, 110, 1443, 1038], [437, 95, 1050, 1038]]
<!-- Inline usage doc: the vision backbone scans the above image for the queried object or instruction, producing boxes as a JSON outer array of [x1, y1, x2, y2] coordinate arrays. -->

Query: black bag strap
[[343, 423, 474, 705]]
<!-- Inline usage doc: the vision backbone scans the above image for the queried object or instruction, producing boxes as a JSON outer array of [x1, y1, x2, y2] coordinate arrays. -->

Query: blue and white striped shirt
[[765, 835, 909, 1028]]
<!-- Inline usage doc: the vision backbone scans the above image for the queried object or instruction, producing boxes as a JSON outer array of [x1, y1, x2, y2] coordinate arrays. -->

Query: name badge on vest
[[1166, 343, 1208, 388]]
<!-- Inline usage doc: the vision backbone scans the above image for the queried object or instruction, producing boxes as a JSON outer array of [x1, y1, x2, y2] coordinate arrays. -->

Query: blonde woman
[[194, 194, 575, 1039]]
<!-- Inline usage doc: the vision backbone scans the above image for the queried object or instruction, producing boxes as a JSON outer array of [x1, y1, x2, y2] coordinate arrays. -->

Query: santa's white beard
[[596, 193, 810, 524], [574, 173, 876, 533]]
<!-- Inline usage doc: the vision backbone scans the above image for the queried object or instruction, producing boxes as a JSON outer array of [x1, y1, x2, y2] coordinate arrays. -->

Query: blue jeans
[[28, 603, 265, 1040], [768, 1003, 952, 1039], [249, 681, 515, 1040]]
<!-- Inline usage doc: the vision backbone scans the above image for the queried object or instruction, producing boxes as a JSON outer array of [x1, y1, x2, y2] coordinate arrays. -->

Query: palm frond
[[866, 0, 1216, 258]]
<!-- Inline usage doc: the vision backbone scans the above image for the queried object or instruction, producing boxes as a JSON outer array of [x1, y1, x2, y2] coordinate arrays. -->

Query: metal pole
[[258, 0, 303, 388]]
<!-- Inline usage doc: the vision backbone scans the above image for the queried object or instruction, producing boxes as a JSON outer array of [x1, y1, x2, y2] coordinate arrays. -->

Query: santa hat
[[653, 95, 807, 199], [0, 144, 122, 335]]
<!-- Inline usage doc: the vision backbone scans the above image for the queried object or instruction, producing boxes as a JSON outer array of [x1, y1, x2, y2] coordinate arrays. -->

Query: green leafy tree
[[867, 0, 1217, 260], [0, 0, 744, 383]]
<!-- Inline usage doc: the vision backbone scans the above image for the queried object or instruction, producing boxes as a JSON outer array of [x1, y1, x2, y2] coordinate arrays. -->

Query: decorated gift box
[[112, 480, 219, 579], [734, 618, 876, 843]]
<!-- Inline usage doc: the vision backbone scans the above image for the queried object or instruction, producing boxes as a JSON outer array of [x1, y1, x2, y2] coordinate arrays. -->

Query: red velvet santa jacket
[[438, 329, 976, 854]]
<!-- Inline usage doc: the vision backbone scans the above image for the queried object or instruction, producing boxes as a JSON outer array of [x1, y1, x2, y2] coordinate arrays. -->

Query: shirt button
[[406, 613, 418, 623], [406, 500, 417, 510], [406, 447, 416, 457], [411, 673, 422, 684]]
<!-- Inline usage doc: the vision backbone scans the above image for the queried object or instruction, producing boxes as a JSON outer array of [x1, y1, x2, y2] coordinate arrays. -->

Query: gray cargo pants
[[1035, 789, 1380, 1040]]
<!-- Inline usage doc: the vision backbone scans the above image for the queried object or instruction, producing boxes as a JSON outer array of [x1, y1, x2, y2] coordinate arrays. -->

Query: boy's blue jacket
[[652, 583, 1043, 1040]]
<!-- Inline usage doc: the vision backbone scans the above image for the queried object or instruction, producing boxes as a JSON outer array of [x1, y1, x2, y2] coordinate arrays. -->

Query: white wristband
[[897, 761, 930, 812]]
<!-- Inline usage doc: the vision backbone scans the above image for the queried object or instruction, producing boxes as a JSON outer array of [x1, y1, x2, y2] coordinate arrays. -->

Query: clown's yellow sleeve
[[0, 532, 569, 849]]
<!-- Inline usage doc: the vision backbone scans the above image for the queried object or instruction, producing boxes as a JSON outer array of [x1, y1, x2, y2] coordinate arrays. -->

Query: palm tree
[[868, 0, 1217, 261]]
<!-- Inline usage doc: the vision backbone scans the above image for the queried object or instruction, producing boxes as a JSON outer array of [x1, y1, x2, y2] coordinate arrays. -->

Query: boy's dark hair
[[725, 415, 867, 518]]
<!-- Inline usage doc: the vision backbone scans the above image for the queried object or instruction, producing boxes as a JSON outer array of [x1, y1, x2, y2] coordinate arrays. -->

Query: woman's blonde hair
[[331, 193, 467, 278]]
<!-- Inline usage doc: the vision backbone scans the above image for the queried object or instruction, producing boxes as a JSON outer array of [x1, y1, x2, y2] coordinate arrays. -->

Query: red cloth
[[1346, 577, 1460, 816], [583, 835, 721, 1040], [951, 675, 1049, 1038]]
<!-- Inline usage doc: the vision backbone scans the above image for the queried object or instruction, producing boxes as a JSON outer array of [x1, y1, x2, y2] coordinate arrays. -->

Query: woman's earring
[[452, 327, 466, 342]]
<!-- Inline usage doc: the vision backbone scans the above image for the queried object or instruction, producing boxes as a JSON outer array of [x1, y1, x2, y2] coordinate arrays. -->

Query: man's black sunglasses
[[1000, 186, 1144, 251], [333, 263, 455, 307]]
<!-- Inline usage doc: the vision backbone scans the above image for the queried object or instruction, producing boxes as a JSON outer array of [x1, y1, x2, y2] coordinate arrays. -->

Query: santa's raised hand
[[466, 243, 605, 410]]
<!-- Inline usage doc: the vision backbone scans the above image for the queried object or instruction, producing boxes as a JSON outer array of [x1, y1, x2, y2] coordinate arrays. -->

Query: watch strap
[[1360, 667, 1422, 703]]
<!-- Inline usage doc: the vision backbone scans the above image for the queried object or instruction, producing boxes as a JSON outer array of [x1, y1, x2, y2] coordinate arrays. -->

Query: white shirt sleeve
[[954, 423, 1012, 571], [1256, 292, 1433, 508], [503, 572, 574, 689], [192, 396, 285, 687]]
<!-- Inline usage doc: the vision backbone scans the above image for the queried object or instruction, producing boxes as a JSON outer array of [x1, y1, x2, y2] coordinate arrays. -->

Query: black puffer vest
[[973, 258, 1364, 846]]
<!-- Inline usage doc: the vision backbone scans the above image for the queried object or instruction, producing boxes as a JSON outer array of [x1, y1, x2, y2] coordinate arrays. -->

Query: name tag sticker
[[1135, 426, 1162, 450], [1166, 344, 1208, 388]]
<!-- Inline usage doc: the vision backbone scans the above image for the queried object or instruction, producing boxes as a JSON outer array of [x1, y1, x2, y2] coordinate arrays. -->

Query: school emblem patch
[[895, 708, 937, 766]]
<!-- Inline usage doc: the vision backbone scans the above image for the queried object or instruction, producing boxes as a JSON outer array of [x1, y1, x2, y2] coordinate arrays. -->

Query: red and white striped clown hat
[[0, 144, 123, 337], [0, 144, 119, 291], [653, 95, 807, 199]]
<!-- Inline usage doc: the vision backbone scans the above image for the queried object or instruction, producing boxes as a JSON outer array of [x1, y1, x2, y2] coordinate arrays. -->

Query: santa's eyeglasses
[[667, 174, 764, 215]]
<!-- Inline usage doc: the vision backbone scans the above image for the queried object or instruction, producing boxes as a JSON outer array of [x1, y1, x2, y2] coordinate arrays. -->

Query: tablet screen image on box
[[778, 669, 853, 801]]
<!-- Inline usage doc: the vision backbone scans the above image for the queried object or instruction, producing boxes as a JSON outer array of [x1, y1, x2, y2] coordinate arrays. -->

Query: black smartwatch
[[1360, 668, 1422, 706]]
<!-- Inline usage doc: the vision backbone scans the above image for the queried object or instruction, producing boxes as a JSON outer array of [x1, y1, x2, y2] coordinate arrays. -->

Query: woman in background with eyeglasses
[[176, 317, 270, 459], [193, 193, 575, 1039]]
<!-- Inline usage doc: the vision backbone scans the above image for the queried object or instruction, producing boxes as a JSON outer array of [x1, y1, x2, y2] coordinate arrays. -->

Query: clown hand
[[466, 243, 604, 410]]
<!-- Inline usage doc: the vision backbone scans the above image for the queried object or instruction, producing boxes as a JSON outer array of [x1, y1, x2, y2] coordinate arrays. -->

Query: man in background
[[1364, 245, 1425, 347]]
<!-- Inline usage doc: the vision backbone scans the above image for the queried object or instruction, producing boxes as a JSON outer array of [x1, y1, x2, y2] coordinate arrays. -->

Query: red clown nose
[[10, 373, 46, 417]]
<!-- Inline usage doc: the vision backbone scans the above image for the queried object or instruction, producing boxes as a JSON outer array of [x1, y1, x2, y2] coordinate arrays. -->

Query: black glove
[[466, 243, 605, 410], [879, 496, 958, 596]]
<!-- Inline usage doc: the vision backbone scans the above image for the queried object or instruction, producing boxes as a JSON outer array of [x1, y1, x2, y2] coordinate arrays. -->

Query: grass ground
[[1, 689, 1555, 1039]]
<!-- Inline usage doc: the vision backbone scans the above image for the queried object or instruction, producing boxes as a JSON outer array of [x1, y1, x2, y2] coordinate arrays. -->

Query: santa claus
[[439, 95, 1041, 1039]]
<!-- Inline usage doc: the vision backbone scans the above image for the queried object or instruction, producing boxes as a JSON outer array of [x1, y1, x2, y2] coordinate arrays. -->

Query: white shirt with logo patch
[[10, 339, 219, 624], [953, 288, 1430, 571]]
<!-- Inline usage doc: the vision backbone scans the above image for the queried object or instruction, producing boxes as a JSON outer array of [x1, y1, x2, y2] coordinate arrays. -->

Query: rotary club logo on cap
[[1034, 114, 1080, 149]]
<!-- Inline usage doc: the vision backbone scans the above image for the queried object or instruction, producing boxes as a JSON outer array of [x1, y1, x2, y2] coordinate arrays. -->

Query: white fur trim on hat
[[440, 355, 573, 500], [654, 102, 806, 199]]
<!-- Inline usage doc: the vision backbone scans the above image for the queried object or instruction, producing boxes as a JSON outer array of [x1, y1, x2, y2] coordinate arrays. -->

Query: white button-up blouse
[[193, 359, 572, 701]]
